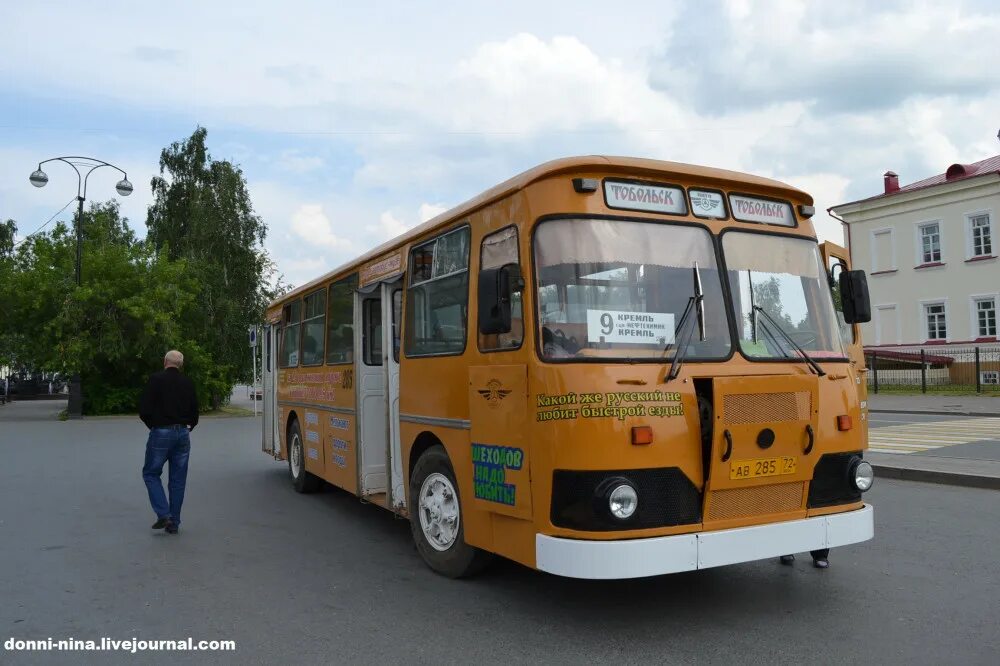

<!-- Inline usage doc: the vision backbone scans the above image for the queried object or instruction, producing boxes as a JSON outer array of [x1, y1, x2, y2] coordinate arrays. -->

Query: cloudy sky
[[2, 0, 998, 286]]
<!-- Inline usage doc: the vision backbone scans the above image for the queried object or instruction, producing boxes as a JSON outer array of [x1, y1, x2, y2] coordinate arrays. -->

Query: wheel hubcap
[[290, 433, 301, 479], [418, 472, 460, 551]]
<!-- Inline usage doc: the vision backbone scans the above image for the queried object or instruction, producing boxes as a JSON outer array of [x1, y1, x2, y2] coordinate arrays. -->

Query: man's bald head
[[164, 350, 184, 369]]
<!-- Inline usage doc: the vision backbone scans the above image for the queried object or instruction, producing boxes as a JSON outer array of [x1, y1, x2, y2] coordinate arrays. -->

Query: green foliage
[[4, 127, 277, 414], [147, 127, 273, 407], [3, 202, 205, 413]]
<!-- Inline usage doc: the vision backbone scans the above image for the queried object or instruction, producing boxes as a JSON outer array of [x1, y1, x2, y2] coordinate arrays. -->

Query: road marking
[[868, 416, 1000, 454]]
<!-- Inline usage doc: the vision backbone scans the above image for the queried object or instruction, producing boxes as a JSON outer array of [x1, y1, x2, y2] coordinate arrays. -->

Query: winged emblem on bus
[[477, 379, 512, 408]]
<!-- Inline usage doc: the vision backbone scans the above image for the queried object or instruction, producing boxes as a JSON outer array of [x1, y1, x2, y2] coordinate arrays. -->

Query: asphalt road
[[2, 401, 999, 665]]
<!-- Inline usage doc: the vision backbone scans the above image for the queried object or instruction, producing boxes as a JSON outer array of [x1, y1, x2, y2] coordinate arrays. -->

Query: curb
[[870, 409, 1000, 418], [870, 463, 1000, 491]]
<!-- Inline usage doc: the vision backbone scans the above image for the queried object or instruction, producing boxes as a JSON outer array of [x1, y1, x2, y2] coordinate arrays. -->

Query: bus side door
[[820, 241, 869, 429]]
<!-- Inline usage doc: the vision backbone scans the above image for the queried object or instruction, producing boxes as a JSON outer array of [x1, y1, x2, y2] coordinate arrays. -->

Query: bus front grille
[[723, 392, 811, 424], [705, 481, 805, 521]]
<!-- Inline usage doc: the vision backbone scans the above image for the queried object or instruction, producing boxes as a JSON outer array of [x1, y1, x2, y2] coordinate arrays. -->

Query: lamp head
[[115, 178, 133, 197], [29, 169, 49, 188]]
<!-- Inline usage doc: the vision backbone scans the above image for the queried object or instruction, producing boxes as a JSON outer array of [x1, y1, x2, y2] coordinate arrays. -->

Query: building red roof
[[833, 154, 1000, 209]]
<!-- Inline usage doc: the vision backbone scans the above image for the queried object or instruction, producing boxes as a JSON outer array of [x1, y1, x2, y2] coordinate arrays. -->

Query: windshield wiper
[[665, 263, 706, 382], [752, 305, 826, 377]]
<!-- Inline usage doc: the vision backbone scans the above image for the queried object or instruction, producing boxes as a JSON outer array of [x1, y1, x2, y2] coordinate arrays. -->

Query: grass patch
[[203, 405, 256, 418]]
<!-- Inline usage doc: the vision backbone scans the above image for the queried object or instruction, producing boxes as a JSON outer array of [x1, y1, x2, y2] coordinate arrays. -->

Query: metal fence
[[865, 346, 1000, 393]]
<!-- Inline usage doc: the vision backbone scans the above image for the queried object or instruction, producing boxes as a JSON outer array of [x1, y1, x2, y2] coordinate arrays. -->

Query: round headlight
[[852, 460, 874, 492], [609, 484, 638, 520]]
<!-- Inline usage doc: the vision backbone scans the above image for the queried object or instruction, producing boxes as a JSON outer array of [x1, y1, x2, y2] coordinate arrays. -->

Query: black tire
[[409, 445, 492, 578], [287, 419, 322, 494]]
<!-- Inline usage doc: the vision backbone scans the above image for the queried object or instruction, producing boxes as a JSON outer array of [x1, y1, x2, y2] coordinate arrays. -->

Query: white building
[[831, 155, 1000, 350]]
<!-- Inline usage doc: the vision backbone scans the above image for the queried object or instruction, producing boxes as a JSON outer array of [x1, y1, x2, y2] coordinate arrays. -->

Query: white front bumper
[[536, 504, 874, 579]]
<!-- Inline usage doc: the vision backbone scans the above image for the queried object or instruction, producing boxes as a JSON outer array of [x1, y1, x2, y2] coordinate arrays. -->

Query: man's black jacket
[[139, 367, 199, 431]]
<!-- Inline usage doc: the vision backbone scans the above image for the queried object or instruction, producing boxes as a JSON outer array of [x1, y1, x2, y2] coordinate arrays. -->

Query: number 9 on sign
[[600, 313, 614, 335]]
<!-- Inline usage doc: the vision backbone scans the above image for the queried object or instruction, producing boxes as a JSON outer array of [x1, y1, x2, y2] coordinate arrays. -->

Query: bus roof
[[271, 155, 809, 307]]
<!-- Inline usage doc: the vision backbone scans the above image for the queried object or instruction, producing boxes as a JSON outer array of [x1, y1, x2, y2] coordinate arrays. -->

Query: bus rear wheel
[[409, 445, 492, 578], [288, 419, 322, 494]]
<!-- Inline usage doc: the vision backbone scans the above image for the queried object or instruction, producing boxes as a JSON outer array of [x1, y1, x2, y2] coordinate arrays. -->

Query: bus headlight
[[850, 460, 874, 492], [609, 484, 638, 519]]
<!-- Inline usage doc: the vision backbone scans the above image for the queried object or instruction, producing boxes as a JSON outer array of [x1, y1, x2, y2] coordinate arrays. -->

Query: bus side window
[[363, 298, 383, 366], [265, 326, 271, 372], [479, 226, 523, 352], [404, 226, 471, 357], [326, 274, 358, 364], [279, 300, 302, 368], [828, 258, 855, 344]]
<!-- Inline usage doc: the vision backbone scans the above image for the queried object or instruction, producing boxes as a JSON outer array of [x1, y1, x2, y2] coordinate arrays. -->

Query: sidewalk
[[868, 393, 1000, 416], [868, 451, 1000, 491]]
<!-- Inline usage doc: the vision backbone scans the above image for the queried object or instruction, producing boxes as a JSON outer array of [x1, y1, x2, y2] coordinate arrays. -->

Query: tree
[[1, 202, 207, 413], [146, 127, 272, 407]]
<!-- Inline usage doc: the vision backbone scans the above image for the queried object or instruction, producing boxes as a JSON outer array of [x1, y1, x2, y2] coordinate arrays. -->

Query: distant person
[[139, 350, 199, 535], [780, 549, 830, 569]]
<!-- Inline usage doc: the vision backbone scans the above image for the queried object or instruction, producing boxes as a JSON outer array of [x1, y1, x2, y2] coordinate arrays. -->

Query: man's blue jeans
[[142, 426, 191, 526]]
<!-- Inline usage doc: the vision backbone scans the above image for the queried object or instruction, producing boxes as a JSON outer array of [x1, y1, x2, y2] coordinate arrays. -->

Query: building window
[[975, 297, 997, 338], [871, 229, 894, 272], [924, 302, 947, 341], [970, 214, 993, 257], [919, 222, 941, 264], [982, 371, 1000, 385]]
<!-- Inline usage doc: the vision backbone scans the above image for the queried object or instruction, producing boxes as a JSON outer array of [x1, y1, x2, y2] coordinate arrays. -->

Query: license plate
[[730, 456, 797, 480]]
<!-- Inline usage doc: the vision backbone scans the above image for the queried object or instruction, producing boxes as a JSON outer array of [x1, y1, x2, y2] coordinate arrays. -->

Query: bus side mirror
[[479, 264, 522, 335], [839, 269, 871, 324]]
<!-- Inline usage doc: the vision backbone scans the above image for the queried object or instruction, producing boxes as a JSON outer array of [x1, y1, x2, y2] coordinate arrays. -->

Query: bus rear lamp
[[572, 177, 599, 193], [631, 426, 653, 445], [850, 459, 874, 492], [609, 484, 638, 520], [798, 204, 816, 218], [837, 415, 853, 431]]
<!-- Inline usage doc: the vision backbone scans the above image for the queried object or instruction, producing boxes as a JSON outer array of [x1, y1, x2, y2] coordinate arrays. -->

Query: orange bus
[[260, 156, 875, 579]]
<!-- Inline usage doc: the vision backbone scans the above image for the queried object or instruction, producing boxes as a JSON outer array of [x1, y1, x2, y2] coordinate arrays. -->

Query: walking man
[[140, 350, 199, 534]]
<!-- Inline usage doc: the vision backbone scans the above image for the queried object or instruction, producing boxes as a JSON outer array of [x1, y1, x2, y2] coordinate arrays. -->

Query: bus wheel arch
[[408, 441, 492, 578], [286, 412, 321, 494]]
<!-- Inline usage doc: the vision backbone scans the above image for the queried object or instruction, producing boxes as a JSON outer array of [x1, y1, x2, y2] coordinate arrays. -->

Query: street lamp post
[[29, 157, 133, 418]]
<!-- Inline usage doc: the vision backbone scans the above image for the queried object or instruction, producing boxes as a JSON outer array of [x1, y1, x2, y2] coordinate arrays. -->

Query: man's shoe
[[151, 518, 170, 530], [164, 520, 178, 535], [813, 557, 829, 569], [779, 554, 795, 565]]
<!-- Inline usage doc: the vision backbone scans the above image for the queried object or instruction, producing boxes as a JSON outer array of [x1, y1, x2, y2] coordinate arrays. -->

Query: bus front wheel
[[409, 445, 492, 578], [288, 419, 322, 494]]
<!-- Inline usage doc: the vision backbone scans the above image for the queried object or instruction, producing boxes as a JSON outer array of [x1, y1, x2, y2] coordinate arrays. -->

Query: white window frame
[[919, 298, 949, 342], [981, 370, 1000, 385], [869, 227, 896, 273], [874, 303, 900, 345], [969, 293, 998, 340], [964, 209, 995, 260], [914, 219, 943, 266]]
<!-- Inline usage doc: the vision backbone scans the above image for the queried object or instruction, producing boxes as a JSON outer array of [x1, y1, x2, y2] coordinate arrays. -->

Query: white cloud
[[419, 203, 448, 222], [290, 204, 356, 251], [3, 1, 1000, 290]]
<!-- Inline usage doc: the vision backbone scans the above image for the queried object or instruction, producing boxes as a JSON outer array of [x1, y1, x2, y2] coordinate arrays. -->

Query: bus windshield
[[534, 218, 731, 361], [723, 231, 847, 360]]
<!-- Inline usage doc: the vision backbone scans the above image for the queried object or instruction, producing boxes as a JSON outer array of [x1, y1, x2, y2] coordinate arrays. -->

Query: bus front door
[[262, 323, 278, 457], [383, 281, 404, 510], [357, 293, 387, 498]]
